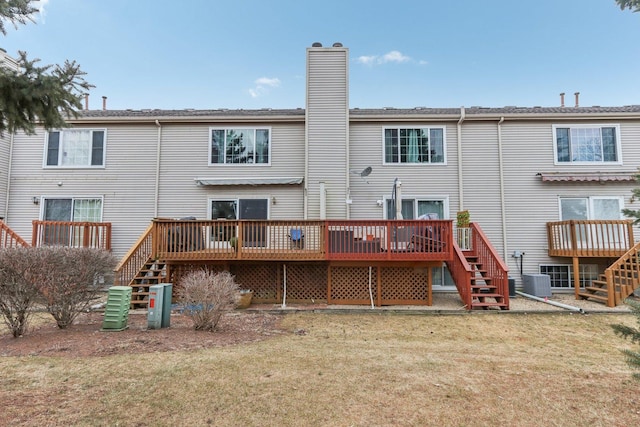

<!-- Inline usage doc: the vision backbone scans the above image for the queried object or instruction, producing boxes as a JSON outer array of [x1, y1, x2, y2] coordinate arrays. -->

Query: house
[[2, 43, 640, 308]]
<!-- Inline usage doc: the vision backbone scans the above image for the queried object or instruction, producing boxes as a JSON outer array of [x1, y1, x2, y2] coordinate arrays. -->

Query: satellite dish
[[350, 166, 373, 183]]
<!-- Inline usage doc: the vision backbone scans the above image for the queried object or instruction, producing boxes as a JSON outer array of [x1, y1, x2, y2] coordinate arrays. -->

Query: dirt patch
[[0, 310, 286, 357]]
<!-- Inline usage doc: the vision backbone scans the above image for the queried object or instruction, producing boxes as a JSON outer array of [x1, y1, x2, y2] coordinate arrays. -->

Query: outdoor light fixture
[[32, 196, 40, 205]]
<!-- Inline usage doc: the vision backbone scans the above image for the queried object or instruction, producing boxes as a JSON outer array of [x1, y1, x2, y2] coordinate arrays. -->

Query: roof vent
[[332, 42, 343, 47], [312, 42, 322, 47]]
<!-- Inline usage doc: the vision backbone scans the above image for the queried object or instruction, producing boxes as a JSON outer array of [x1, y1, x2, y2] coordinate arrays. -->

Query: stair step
[[578, 293, 609, 302], [584, 286, 608, 294]]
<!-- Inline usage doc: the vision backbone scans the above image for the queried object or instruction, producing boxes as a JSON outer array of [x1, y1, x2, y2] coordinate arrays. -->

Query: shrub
[[0, 247, 41, 337], [611, 299, 640, 380], [177, 270, 239, 331], [35, 247, 117, 329]]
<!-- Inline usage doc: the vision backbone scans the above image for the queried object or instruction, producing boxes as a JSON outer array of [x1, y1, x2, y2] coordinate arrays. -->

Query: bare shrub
[[35, 247, 117, 329], [0, 247, 41, 337], [177, 270, 239, 331]]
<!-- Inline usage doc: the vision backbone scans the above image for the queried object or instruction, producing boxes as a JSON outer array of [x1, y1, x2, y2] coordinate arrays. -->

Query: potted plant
[[236, 289, 253, 309], [456, 210, 471, 250], [229, 236, 238, 252]]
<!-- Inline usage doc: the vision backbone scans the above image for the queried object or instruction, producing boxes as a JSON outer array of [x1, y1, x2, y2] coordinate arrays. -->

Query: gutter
[[154, 120, 162, 217], [3, 133, 14, 220], [516, 291, 585, 313], [457, 107, 465, 210], [497, 116, 508, 260]]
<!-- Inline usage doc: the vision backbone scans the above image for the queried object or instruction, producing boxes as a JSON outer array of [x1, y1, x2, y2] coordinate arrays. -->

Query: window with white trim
[[210, 128, 270, 165], [209, 198, 269, 247], [41, 197, 103, 246], [539, 264, 598, 289], [559, 196, 623, 220], [384, 127, 445, 164], [385, 197, 448, 220], [45, 129, 105, 167], [553, 125, 620, 164]]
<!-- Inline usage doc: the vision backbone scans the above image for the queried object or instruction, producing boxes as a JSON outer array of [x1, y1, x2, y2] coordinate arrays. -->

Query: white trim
[[42, 128, 107, 169], [208, 126, 272, 166], [552, 123, 622, 165], [39, 196, 104, 221], [381, 125, 447, 166], [382, 195, 450, 220]]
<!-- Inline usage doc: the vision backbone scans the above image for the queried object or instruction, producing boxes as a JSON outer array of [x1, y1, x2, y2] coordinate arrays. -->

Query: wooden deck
[[547, 219, 634, 258]]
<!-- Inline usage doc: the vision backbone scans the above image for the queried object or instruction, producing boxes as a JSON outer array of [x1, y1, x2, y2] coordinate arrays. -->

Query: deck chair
[[408, 224, 444, 252], [288, 228, 304, 249]]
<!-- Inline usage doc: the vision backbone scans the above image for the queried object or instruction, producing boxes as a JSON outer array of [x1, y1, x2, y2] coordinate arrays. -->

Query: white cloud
[[356, 50, 427, 66], [381, 50, 410, 64], [248, 76, 281, 98], [34, 0, 50, 23]]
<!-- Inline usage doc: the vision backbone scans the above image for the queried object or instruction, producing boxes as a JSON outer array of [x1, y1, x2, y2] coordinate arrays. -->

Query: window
[[210, 198, 269, 247], [385, 197, 447, 220], [539, 264, 598, 289], [559, 196, 623, 221], [210, 128, 270, 165], [553, 125, 620, 164], [41, 197, 103, 246], [384, 127, 445, 164], [45, 129, 105, 167]]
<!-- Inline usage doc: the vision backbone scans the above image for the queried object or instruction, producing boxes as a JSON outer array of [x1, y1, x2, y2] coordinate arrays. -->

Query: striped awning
[[194, 177, 303, 186], [537, 172, 637, 183]]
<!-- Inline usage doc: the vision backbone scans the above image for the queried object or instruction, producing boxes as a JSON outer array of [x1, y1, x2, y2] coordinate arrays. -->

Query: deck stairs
[[128, 257, 167, 309], [465, 252, 509, 310], [577, 243, 640, 306]]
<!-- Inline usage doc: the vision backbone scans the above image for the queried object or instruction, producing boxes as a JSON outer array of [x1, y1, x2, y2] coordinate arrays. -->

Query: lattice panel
[[168, 262, 227, 287], [380, 267, 428, 303], [283, 263, 327, 302], [330, 266, 378, 303], [230, 264, 279, 302]]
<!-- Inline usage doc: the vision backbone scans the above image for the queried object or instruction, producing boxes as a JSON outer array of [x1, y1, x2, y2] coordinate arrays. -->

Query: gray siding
[[0, 133, 9, 219], [306, 46, 349, 219]]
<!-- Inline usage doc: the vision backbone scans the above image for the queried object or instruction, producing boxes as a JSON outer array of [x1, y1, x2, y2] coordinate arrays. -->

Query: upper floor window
[[384, 127, 445, 164], [553, 125, 620, 164], [45, 129, 105, 168], [210, 127, 270, 165]]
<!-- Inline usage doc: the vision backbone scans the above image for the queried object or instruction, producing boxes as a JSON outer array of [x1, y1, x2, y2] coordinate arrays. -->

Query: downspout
[[457, 107, 465, 210], [3, 133, 15, 220], [497, 117, 508, 260], [154, 120, 162, 218], [516, 291, 585, 313]]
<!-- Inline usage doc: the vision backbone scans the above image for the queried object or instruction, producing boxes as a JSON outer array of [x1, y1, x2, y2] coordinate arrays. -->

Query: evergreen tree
[[0, 0, 92, 135], [615, 0, 640, 12], [622, 170, 640, 223], [611, 300, 640, 380]]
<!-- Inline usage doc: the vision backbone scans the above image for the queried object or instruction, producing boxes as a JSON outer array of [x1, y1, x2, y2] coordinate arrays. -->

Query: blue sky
[[2, 0, 640, 110]]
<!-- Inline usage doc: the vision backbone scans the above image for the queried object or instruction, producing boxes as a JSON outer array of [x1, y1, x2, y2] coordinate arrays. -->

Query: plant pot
[[236, 290, 253, 309]]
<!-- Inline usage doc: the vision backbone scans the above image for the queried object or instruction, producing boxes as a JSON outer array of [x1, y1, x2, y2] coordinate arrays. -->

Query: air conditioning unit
[[522, 274, 552, 297]]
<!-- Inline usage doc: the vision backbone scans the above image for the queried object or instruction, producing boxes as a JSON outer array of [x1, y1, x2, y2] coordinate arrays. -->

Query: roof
[[73, 105, 640, 124]]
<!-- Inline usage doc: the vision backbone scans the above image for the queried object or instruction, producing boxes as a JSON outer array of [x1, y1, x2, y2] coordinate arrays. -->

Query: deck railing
[[114, 223, 153, 286], [32, 220, 112, 250], [547, 220, 634, 257], [446, 243, 473, 309], [150, 218, 453, 262], [470, 222, 510, 305], [0, 220, 30, 248]]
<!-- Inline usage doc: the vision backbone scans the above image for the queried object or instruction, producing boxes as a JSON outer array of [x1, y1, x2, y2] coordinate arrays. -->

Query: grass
[[1, 312, 640, 426]]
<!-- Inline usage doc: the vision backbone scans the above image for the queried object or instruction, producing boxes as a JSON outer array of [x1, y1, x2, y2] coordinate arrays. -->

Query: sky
[[1, 0, 640, 111]]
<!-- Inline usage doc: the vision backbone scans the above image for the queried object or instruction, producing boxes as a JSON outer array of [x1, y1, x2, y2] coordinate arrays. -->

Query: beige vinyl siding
[[348, 122, 459, 220], [306, 47, 349, 219], [498, 120, 640, 282], [6, 125, 159, 257], [0, 133, 9, 218], [157, 122, 305, 221]]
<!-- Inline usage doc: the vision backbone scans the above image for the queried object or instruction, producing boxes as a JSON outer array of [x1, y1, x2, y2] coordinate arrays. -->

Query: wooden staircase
[[577, 244, 640, 307], [128, 257, 167, 308], [466, 253, 509, 310]]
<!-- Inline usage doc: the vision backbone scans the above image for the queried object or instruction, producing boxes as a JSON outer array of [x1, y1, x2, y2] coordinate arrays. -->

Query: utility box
[[148, 284, 165, 329], [101, 286, 132, 331], [148, 283, 173, 329], [522, 274, 552, 297], [508, 277, 516, 297], [161, 283, 173, 328]]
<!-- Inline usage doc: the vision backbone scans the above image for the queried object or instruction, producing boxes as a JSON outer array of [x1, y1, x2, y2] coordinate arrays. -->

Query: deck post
[[572, 256, 580, 300]]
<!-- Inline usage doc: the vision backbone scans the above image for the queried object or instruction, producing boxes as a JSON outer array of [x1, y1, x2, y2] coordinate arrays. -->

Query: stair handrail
[[0, 220, 30, 248], [470, 223, 510, 308], [603, 240, 640, 307], [114, 223, 154, 286], [446, 241, 474, 309]]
